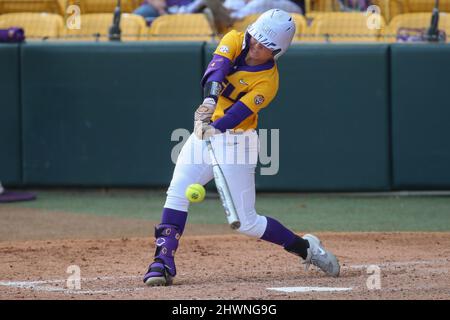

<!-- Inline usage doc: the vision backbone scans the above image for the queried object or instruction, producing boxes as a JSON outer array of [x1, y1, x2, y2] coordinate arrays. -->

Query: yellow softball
[[185, 184, 206, 203]]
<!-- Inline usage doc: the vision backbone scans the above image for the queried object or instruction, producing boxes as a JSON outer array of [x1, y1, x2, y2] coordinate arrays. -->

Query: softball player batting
[[143, 9, 340, 286]]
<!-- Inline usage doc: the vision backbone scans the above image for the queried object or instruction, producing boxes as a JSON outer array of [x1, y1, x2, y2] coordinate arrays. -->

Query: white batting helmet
[[246, 9, 296, 60]]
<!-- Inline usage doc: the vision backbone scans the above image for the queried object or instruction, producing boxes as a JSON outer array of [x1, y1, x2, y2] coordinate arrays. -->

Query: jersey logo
[[219, 45, 229, 53], [239, 79, 248, 86], [254, 95, 265, 105]]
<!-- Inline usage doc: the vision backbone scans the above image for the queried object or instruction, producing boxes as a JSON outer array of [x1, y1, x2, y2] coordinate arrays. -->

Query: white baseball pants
[[164, 130, 268, 238]]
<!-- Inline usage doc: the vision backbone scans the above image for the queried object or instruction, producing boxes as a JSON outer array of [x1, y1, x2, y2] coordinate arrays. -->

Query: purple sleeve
[[201, 54, 232, 87], [211, 101, 254, 132]]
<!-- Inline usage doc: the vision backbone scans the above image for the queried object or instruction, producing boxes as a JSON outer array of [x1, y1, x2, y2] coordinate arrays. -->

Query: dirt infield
[[1, 206, 450, 299]]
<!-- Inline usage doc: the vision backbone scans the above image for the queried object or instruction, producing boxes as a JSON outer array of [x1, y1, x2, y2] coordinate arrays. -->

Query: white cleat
[[303, 234, 340, 277], [144, 275, 173, 287]]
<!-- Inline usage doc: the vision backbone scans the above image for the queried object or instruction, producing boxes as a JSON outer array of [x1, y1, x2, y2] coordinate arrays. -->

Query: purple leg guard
[[153, 224, 181, 276], [143, 208, 187, 284], [143, 224, 182, 283]]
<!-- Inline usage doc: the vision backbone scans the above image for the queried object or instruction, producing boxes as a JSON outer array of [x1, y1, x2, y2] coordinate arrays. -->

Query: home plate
[[267, 287, 353, 293]]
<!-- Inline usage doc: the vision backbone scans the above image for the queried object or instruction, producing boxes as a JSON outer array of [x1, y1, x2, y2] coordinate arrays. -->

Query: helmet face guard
[[246, 9, 296, 60]]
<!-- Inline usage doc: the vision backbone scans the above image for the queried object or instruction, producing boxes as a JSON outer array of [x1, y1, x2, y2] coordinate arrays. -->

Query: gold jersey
[[211, 30, 279, 131]]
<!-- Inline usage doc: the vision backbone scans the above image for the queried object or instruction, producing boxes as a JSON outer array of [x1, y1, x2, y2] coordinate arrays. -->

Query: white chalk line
[[1, 259, 448, 295], [0, 275, 143, 295], [343, 258, 449, 270], [267, 287, 353, 293], [0, 275, 141, 286], [0, 282, 144, 295]]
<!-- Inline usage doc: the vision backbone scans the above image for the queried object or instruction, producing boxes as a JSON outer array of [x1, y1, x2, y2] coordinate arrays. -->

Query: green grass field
[[7, 189, 450, 232]]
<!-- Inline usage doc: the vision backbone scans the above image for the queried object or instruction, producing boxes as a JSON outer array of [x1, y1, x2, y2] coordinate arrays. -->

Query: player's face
[[247, 36, 274, 64]]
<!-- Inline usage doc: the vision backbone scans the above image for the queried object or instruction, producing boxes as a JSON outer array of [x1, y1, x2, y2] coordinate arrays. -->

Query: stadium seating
[[147, 14, 215, 41], [1, 0, 448, 43], [230, 14, 259, 33], [307, 0, 341, 12], [0, 0, 64, 15], [386, 12, 450, 42], [0, 0, 142, 15], [61, 12, 146, 41], [64, 0, 140, 13], [305, 12, 386, 42], [305, 1, 450, 23], [306, 1, 391, 24], [229, 13, 307, 41], [384, 0, 450, 22], [291, 13, 308, 41], [0, 12, 63, 39], [307, 0, 390, 13], [406, 0, 450, 13]]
